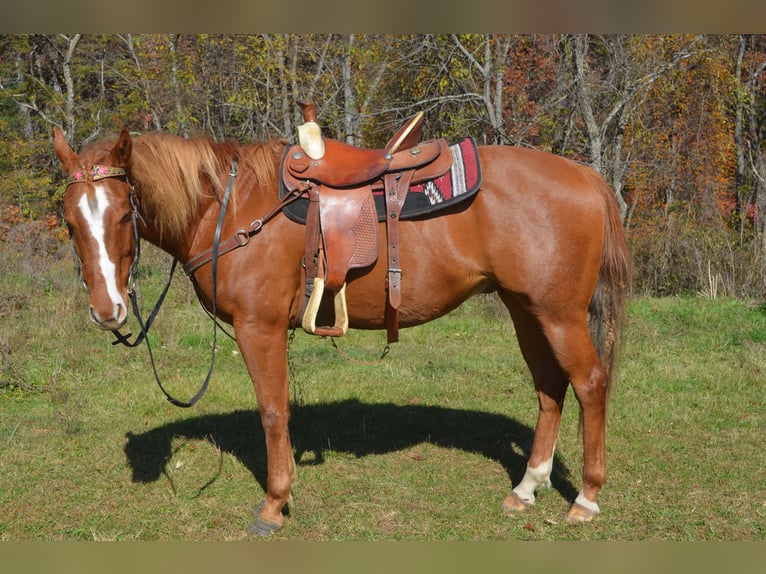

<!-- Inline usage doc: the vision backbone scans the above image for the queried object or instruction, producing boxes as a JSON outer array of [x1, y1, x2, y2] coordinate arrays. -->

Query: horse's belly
[[342, 217, 490, 330]]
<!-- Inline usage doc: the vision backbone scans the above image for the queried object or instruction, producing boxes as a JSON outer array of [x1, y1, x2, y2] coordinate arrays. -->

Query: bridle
[[66, 164, 144, 325], [66, 164, 197, 407], [66, 158, 306, 408], [66, 166, 139, 291]]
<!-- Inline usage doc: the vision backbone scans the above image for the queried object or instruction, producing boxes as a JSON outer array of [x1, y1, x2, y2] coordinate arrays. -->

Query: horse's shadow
[[124, 399, 578, 502]]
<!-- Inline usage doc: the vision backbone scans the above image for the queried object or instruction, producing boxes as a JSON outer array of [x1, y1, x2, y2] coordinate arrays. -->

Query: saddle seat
[[284, 102, 454, 342], [289, 102, 433, 189]]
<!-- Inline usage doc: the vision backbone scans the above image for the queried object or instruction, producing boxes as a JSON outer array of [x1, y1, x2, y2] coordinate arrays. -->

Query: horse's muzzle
[[88, 302, 128, 331]]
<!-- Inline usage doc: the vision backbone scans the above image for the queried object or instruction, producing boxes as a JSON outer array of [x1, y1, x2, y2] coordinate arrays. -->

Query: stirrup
[[301, 277, 349, 337]]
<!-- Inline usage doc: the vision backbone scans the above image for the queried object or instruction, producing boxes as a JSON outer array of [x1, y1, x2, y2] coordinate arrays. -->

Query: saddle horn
[[297, 101, 325, 160]]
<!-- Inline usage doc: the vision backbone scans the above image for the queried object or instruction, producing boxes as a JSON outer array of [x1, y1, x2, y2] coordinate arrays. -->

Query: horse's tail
[[588, 175, 633, 404]]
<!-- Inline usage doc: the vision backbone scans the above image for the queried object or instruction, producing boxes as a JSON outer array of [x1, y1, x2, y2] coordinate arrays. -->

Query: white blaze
[[77, 185, 125, 314]]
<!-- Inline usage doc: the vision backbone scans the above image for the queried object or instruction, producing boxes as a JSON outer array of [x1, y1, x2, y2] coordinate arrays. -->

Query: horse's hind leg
[[548, 320, 609, 522], [555, 326, 609, 522], [500, 295, 568, 514], [501, 295, 608, 522]]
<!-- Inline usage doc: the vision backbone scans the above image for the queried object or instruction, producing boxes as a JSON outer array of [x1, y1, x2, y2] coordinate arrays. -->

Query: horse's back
[[478, 145, 611, 216], [470, 145, 609, 295]]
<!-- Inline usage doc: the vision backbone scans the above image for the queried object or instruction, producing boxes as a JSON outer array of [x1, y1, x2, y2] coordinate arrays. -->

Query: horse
[[53, 121, 631, 536]]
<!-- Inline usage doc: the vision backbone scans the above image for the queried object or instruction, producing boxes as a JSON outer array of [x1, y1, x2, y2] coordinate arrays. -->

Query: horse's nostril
[[88, 306, 101, 324], [116, 302, 127, 322]]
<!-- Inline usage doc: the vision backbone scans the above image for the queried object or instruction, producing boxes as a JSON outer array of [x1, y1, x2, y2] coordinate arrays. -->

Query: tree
[[566, 34, 701, 221], [734, 34, 766, 239], [1, 34, 765, 297]]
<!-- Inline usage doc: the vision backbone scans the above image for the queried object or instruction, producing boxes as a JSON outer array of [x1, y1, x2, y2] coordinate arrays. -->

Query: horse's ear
[[109, 129, 132, 167], [53, 127, 79, 174]]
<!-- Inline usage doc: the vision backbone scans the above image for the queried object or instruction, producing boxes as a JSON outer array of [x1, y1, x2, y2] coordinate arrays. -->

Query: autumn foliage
[[1, 34, 765, 298]]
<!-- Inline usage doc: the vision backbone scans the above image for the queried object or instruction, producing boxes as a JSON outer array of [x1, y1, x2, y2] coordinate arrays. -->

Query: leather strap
[[112, 159, 239, 408], [383, 170, 414, 343], [184, 184, 307, 276], [303, 183, 323, 297]]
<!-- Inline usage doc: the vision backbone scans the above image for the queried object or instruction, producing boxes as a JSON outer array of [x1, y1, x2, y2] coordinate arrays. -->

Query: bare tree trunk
[[609, 102, 631, 219], [734, 35, 749, 241], [451, 34, 510, 144], [286, 35, 299, 138], [342, 34, 357, 144], [13, 52, 33, 140], [276, 36, 292, 138], [756, 154, 766, 271], [168, 34, 187, 137], [61, 34, 81, 141], [573, 35, 604, 174]]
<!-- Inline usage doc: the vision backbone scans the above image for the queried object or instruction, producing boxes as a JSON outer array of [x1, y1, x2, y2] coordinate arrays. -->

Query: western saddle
[[282, 102, 453, 343]]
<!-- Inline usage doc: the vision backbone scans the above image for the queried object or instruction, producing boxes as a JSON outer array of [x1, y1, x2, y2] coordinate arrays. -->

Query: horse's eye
[[120, 212, 132, 224]]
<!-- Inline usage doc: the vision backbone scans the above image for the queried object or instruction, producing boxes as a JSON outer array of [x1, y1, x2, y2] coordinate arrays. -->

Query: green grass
[[1, 244, 765, 540]]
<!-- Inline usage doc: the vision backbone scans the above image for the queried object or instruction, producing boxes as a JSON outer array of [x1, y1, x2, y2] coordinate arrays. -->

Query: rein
[[115, 159, 241, 407]]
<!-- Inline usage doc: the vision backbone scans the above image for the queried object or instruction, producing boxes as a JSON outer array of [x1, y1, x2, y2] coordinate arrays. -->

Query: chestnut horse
[[53, 125, 631, 535]]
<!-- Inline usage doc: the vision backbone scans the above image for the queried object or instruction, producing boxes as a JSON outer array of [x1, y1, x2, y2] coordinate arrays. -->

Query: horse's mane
[[128, 132, 287, 240]]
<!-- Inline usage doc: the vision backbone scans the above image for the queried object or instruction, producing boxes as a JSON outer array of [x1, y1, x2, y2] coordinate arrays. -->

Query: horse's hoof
[[248, 500, 284, 536], [502, 492, 532, 513], [247, 515, 283, 536], [565, 502, 598, 523]]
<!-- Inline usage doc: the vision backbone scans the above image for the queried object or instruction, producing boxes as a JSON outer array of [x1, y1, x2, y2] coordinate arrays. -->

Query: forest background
[[1, 33, 765, 299]]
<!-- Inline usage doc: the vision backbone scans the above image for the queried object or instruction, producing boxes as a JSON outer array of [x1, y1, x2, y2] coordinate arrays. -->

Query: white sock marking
[[512, 455, 554, 505]]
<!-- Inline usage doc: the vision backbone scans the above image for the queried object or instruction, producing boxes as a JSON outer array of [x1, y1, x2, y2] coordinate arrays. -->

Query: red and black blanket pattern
[[280, 136, 482, 224]]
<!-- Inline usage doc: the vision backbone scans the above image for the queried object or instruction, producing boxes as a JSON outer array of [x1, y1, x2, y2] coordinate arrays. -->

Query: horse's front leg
[[234, 321, 296, 535]]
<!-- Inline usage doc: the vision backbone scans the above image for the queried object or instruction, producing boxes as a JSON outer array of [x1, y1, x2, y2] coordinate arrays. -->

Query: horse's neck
[[137, 220, 186, 263], [136, 190, 216, 264], [133, 143, 281, 265]]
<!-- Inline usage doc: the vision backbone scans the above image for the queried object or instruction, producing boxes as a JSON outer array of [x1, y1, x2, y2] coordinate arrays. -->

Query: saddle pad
[[280, 136, 482, 224]]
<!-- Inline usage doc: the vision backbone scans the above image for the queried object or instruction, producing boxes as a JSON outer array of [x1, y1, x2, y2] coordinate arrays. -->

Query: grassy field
[[1, 244, 765, 541]]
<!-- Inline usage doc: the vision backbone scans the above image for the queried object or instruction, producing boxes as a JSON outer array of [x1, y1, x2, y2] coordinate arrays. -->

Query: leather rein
[[70, 160, 306, 408]]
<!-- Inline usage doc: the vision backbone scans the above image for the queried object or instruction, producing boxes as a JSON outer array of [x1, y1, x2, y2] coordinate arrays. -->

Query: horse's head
[[54, 128, 137, 331]]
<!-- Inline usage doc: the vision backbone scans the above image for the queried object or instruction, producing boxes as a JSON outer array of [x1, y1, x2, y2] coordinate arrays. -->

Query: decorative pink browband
[[66, 165, 127, 186]]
